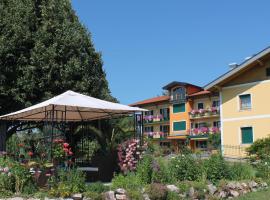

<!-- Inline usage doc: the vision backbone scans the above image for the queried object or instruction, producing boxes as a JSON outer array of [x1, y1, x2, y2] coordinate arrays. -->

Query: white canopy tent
[[0, 90, 147, 122]]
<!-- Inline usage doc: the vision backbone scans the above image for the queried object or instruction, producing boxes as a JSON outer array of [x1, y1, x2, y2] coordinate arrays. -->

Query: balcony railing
[[189, 107, 220, 119], [189, 127, 220, 137], [144, 131, 169, 139], [143, 115, 170, 124]]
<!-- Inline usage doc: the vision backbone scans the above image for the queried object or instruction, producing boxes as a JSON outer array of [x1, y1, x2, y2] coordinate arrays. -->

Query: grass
[[236, 188, 270, 200]]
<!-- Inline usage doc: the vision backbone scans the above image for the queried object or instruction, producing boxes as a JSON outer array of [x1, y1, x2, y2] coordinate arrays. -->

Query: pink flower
[[63, 143, 69, 148], [28, 151, 34, 157]]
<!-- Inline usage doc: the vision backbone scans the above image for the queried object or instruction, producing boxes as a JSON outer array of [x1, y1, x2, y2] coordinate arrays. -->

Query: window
[[160, 125, 170, 133], [212, 100, 220, 108], [173, 103, 185, 113], [239, 94, 251, 110], [145, 110, 154, 116], [213, 121, 221, 128], [197, 102, 204, 110], [173, 121, 186, 131], [144, 126, 153, 132], [266, 68, 270, 77], [172, 87, 186, 101], [195, 122, 207, 128], [196, 141, 207, 149], [241, 127, 253, 144], [160, 108, 170, 120]]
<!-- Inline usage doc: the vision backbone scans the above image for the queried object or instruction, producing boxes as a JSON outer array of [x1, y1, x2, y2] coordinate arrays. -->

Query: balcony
[[189, 127, 220, 138], [189, 107, 220, 119], [143, 115, 170, 125], [144, 131, 169, 139]]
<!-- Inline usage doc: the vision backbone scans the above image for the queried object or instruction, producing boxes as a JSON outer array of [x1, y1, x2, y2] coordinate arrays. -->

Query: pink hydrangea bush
[[117, 139, 147, 174]]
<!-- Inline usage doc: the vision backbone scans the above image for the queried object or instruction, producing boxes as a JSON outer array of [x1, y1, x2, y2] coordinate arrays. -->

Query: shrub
[[169, 155, 203, 181], [84, 191, 104, 200], [85, 182, 109, 194], [255, 158, 270, 179], [247, 136, 270, 160], [136, 155, 153, 184], [111, 173, 142, 190], [49, 168, 86, 197], [151, 158, 172, 184], [229, 162, 255, 180], [127, 189, 144, 200], [166, 191, 180, 200], [117, 139, 147, 174], [145, 183, 168, 200], [203, 154, 231, 183]]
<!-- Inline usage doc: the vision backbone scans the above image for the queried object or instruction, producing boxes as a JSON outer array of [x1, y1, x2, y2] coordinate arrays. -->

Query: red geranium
[[28, 151, 34, 157]]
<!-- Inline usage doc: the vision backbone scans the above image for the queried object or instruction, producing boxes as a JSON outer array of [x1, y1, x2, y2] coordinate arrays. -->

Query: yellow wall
[[221, 63, 270, 157], [193, 96, 219, 110]]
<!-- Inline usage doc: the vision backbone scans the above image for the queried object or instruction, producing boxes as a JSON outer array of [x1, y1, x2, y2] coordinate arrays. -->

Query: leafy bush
[[151, 158, 172, 184], [127, 189, 144, 200], [136, 155, 153, 184], [203, 154, 231, 183], [84, 191, 104, 200], [145, 183, 168, 200], [166, 191, 180, 200], [111, 173, 143, 190], [247, 136, 270, 160], [85, 182, 109, 194], [229, 162, 255, 180], [169, 155, 203, 181], [49, 168, 86, 197], [255, 158, 270, 179]]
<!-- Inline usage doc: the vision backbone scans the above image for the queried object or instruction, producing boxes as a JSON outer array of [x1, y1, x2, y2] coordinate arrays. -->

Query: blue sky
[[71, 1, 270, 104]]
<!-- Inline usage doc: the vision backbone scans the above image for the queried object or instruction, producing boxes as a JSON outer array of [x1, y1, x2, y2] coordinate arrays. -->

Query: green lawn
[[236, 189, 270, 200]]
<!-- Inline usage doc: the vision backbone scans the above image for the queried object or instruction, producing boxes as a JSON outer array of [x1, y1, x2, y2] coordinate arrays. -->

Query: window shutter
[[173, 103, 185, 113], [173, 121, 186, 131], [241, 127, 253, 144]]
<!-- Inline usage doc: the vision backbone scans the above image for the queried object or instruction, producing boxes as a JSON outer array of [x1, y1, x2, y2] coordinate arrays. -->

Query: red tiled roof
[[129, 96, 170, 107], [188, 90, 211, 97]]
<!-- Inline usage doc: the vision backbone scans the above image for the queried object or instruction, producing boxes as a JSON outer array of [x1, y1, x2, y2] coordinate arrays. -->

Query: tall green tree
[[0, 0, 114, 115]]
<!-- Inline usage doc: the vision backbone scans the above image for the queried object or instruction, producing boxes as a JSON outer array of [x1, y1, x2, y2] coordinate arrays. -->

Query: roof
[[163, 81, 202, 90], [129, 96, 170, 107], [188, 90, 211, 97], [0, 90, 147, 121], [205, 46, 270, 90]]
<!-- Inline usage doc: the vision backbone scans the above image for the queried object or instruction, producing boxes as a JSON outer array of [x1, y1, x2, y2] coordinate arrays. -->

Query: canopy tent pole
[[0, 120, 7, 152]]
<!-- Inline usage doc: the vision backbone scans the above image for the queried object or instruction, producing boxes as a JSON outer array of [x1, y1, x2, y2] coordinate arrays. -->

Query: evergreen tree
[[0, 0, 114, 115]]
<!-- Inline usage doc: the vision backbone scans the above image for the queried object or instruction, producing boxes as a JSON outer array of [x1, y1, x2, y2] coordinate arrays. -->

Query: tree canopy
[[0, 0, 114, 115]]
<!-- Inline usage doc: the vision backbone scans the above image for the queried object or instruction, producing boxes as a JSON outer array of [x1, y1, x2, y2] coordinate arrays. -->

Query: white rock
[[105, 191, 116, 200], [143, 194, 150, 200], [115, 188, 126, 195], [72, 193, 83, 200], [166, 185, 180, 193], [207, 184, 217, 195], [249, 181, 258, 188], [188, 187, 195, 198], [115, 194, 127, 200], [230, 190, 239, 197]]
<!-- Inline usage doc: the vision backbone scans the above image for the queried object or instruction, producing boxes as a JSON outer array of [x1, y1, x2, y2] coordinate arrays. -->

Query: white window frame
[[238, 93, 252, 111], [238, 126, 254, 145]]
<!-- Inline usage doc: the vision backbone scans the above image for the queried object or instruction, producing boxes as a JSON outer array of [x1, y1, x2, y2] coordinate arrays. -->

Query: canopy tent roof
[[0, 90, 147, 122]]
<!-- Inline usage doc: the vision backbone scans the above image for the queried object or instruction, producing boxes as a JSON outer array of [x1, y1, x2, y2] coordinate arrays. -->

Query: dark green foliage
[[247, 136, 270, 160], [84, 191, 104, 200], [85, 182, 109, 194], [145, 183, 168, 200], [0, 0, 114, 115], [203, 154, 231, 183], [229, 162, 255, 181], [170, 155, 204, 181], [126, 189, 144, 200]]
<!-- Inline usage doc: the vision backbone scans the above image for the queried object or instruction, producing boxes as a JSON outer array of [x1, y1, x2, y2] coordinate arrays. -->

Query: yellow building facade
[[205, 47, 270, 158]]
